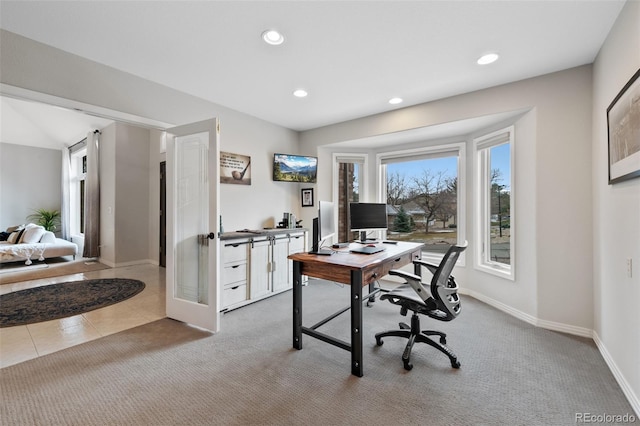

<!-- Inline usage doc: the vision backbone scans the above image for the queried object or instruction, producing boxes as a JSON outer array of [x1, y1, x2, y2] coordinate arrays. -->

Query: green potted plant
[[27, 209, 61, 232]]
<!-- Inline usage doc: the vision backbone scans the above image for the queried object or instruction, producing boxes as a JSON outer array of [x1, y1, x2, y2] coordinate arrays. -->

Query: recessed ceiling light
[[293, 89, 308, 98], [477, 53, 499, 65], [262, 29, 284, 45], [389, 97, 403, 105]]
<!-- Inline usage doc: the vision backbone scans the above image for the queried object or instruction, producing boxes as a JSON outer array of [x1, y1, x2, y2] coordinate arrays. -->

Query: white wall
[[0, 143, 62, 231], [592, 0, 640, 413]]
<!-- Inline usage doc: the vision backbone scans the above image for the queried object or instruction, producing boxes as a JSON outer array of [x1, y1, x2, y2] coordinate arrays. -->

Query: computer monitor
[[349, 202, 388, 242], [311, 200, 335, 255]]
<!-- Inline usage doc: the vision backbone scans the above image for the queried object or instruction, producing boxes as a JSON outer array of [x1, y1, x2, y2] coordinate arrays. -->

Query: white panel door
[[166, 119, 220, 332], [271, 237, 290, 292], [250, 239, 271, 299]]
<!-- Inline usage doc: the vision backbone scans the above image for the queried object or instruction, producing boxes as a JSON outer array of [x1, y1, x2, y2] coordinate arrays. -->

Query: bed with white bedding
[[0, 224, 78, 265]]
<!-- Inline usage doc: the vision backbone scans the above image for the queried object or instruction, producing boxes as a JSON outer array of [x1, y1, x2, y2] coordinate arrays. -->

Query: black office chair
[[375, 242, 467, 371]]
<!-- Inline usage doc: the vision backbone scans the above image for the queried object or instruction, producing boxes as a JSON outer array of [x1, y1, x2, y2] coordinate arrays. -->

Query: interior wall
[[217, 113, 300, 232], [0, 143, 62, 231], [114, 123, 150, 265], [592, 0, 640, 412], [99, 124, 116, 264]]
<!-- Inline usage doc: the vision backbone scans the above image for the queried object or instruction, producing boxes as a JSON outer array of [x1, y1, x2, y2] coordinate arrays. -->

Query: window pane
[[337, 162, 360, 242], [386, 156, 458, 254], [80, 179, 85, 234], [489, 143, 510, 265]]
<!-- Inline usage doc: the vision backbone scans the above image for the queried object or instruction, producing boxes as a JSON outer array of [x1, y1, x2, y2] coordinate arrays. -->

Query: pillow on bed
[[6, 224, 25, 233], [20, 225, 46, 244], [7, 229, 26, 244]]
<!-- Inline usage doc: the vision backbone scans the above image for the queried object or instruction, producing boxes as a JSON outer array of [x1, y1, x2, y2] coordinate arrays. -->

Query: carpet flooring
[[0, 280, 637, 425], [0, 278, 145, 327]]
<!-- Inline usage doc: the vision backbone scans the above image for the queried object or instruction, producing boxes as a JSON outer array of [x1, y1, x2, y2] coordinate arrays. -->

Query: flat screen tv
[[273, 153, 317, 183]]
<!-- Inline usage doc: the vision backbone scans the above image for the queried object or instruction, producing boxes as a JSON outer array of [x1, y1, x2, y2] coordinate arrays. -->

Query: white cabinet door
[[250, 239, 271, 299], [271, 237, 290, 292]]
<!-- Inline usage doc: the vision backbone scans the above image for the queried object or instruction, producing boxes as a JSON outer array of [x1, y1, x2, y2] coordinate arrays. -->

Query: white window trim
[[332, 152, 368, 243], [376, 142, 466, 266], [473, 126, 515, 280]]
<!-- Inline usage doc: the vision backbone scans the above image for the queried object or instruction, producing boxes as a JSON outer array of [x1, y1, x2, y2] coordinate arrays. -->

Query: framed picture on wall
[[607, 67, 640, 184], [220, 152, 251, 185], [301, 188, 314, 207]]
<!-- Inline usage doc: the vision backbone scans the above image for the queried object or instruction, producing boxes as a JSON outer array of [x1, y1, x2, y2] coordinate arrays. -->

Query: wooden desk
[[289, 241, 423, 377]]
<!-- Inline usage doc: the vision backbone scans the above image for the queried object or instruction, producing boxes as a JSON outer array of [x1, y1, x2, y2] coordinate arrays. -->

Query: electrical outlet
[[627, 258, 633, 278]]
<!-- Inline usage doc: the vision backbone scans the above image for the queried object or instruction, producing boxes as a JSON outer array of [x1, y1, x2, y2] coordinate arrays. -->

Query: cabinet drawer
[[222, 262, 247, 285], [363, 250, 421, 285], [222, 283, 247, 308], [289, 234, 305, 253], [222, 242, 248, 264]]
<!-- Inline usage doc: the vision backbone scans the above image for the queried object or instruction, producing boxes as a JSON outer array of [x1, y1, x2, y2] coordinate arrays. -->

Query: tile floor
[[0, 263, 166, 368]]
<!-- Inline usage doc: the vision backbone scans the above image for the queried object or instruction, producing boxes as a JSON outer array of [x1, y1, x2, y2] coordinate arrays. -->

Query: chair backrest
[[429, 242, 467, 320]]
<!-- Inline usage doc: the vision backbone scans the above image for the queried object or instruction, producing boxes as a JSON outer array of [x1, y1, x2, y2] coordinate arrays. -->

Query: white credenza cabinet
[[220, 230, 307, 311]]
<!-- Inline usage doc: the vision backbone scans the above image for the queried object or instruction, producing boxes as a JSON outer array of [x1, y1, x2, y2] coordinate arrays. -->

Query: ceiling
[[0, 0, 626, 148]]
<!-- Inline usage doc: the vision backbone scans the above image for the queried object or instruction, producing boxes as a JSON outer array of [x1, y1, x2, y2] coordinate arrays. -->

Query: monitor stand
[[309, 248, 333, 256], [357, 231, 377, 244]]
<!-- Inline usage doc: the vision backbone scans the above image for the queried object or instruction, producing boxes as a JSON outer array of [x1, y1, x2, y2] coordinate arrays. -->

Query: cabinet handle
[[231, 265, 240, 269], [231, 286, 239, 290]]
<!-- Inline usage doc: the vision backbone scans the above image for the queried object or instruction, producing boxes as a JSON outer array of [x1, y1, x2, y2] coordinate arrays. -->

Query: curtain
[[83, 131, 100, 258], [61, 146, 71, 240]]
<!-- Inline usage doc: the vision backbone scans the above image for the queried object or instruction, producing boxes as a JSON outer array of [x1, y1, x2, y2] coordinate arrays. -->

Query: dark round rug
[[0, 278, 145, 328]]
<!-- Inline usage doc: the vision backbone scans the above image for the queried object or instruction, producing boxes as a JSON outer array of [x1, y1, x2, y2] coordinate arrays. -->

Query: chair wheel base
[[451, 360, 461, 368], [403, 361, 413, 371]]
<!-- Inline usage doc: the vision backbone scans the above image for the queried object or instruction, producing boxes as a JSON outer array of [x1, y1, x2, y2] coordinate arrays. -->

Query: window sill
[[475, 262, 514, 281]]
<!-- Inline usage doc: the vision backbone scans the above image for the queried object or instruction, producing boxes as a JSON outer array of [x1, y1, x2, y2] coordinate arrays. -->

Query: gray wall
[[98, 122, 151, 267], [0, 142, 62, 231]]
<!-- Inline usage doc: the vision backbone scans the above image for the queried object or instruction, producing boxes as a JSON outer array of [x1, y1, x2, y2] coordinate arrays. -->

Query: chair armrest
[[388, 269, 431, 304], [388, 269, 421, 282], [414, 259, 438, 275]]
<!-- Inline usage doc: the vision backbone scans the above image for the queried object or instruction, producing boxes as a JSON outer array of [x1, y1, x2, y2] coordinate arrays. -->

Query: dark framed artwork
[[607, 68, 640, 184], [301, 188, 314, 207]]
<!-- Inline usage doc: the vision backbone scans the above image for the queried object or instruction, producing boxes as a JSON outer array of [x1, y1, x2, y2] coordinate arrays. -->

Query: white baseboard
[[98, 258, 155, 268], [460, 288, 638, 417], [593, 332, 640, 418], [460, 288, 592, 337]]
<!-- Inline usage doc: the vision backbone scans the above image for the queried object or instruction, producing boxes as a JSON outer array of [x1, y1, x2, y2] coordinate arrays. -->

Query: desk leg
[[351, 270, 363, 377], [293, 260, 302, 350]]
